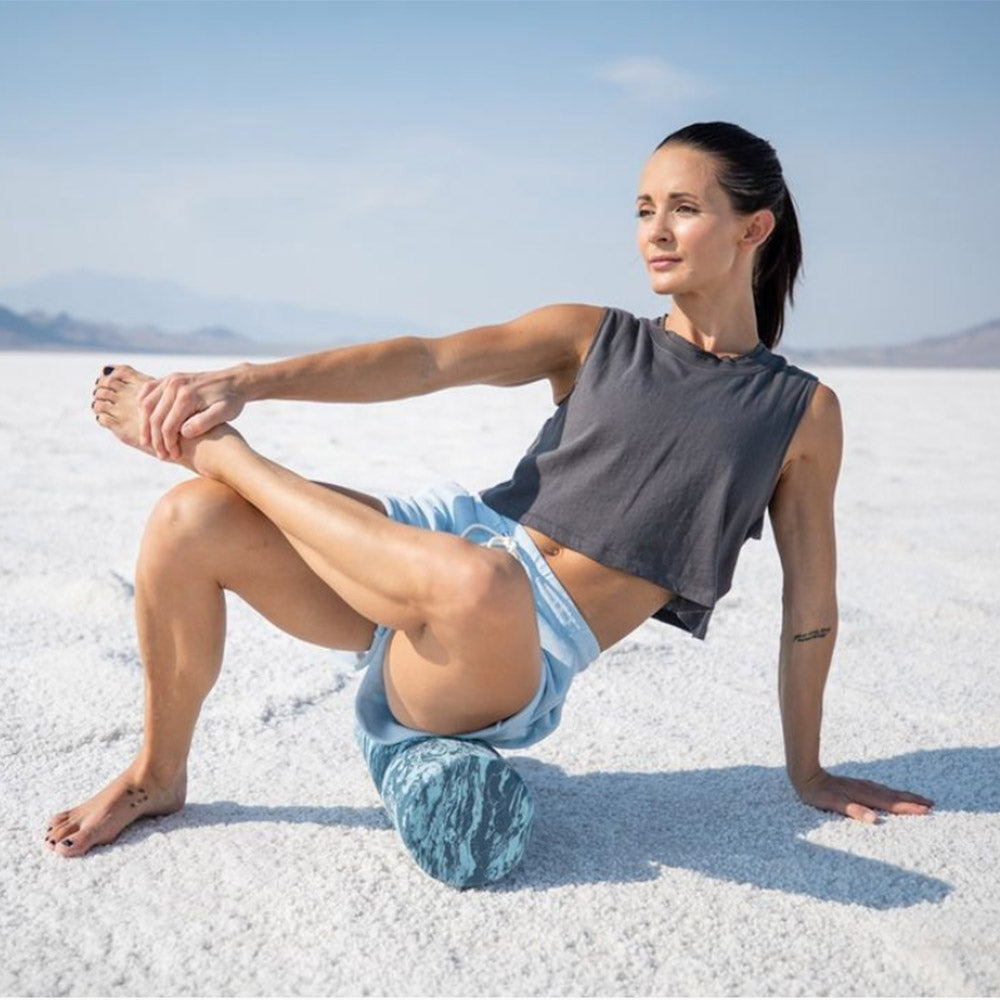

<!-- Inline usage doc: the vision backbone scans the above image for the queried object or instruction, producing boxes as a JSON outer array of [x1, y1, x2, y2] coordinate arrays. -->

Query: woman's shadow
[[503, 745, 990, 905], [119, 745, 993, 906]]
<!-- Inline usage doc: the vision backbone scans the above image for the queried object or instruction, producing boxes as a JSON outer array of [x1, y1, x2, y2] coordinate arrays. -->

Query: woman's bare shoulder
[[526, 302, 608, 363], [787, 381, 843, 466]]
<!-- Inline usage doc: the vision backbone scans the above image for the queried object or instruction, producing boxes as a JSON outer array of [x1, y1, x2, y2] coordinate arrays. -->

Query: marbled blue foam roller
[[355, 724, 535, 888]]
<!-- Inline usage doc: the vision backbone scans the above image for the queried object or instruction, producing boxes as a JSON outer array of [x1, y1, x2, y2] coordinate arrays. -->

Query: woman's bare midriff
[[519, 412, 808, 653], [521, 525, 675, 653]]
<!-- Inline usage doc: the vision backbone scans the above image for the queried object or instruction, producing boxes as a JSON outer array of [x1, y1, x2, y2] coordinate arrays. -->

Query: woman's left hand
[[794, 768, 935, 823]]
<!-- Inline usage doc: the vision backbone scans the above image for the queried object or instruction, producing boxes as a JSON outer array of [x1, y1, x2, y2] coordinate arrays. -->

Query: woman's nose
[[648, 211, 675, 243]]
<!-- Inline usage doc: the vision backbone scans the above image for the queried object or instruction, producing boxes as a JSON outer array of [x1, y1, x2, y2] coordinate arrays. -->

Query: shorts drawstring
[[459, 522, 525, 565]]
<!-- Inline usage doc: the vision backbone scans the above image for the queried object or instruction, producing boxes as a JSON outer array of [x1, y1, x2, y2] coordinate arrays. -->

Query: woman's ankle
[[131, 753, 188, 792]]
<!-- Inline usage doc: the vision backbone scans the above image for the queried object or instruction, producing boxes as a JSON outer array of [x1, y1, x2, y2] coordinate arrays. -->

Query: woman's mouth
[[649, 256, 681, 270]]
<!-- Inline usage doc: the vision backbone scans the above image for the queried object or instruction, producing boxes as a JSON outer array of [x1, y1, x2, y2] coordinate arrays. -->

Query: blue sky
[[1, 0, 997, 348]]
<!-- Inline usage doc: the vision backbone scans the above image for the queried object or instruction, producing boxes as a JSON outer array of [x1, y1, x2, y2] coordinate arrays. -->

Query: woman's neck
[[664, 293, 761, 357]]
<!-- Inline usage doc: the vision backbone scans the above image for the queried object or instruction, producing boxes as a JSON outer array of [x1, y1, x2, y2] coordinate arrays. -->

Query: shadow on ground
[[105, 745, 995, 906], [501, 745, 994, 905]]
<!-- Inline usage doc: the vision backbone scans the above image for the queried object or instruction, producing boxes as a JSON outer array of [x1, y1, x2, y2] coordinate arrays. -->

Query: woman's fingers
[[850, 779, 934, 810], [810, 786, 878, 824], [180, 400, 226, 439], [837, 780, 934, 822], [147, 388, 176, 459], [143, 374, 203, 459], [843, 801, 878, 824], [159, 393, 195, 460], [869, 790, 934, 815], [879, 786, 934, 808], [138, 381, 165, 449], [802, 774, 934, 824], [886, 800, 934, 815]]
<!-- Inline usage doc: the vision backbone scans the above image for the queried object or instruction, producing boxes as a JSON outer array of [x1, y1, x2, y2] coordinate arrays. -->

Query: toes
[[54, 830, 92, 858], [96, 369, 130, 391], [46, 820, 79, 849], [45, 814, 70, 841]]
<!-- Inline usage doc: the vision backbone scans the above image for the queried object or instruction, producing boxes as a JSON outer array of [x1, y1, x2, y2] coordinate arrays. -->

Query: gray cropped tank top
[[478, 306, 820, 640]]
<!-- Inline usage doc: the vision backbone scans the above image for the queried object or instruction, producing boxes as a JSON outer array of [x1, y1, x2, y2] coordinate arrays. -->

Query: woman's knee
[[431, 542, 533, 630], [143, 478, 251, 551]]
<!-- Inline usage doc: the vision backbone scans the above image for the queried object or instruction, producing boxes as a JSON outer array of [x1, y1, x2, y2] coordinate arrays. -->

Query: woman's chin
[[648, 277, 681, 296]]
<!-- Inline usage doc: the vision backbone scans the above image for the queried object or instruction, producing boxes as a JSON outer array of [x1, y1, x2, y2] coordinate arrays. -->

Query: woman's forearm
[[134, 335, 437, 459], [239, 335, 435, 404], [777, 608, 839, 790]]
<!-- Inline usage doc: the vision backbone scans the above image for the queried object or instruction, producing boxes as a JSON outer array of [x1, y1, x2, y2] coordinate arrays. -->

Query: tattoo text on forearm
[[793, 626, 832, 643]]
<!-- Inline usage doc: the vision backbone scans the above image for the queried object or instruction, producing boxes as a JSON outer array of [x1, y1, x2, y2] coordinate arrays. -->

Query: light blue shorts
[[352, 480, 602, 750]]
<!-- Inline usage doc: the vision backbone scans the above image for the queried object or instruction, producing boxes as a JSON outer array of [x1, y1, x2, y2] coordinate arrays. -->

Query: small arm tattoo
[[793, 627, 833, 643]]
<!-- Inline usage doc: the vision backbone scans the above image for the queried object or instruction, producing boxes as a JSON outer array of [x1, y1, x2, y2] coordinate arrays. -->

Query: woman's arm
[[128, 303, 601, 461], [134, 336, 434, 460], [768, 383, 934, 822]]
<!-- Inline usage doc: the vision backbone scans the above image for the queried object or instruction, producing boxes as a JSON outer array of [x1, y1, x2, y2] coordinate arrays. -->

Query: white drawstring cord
[[460, 522, 522, 559]]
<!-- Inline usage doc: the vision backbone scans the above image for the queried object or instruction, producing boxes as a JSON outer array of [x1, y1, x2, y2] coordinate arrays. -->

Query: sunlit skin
[[634, 142, 933, 824], [635, 142, 774, 359], [44, 140, 933, 859]]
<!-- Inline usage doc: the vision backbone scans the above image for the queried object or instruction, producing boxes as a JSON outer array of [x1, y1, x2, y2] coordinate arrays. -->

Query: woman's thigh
[[147, 477, 389, 652], [381, 552, 543, 735], [351, 479, 602, 748], [320, 480, 542, 731], [353, 480, 545, 736]]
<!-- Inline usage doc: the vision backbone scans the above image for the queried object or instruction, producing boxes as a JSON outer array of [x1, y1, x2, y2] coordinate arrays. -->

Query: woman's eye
[[635, 206, 697, 218]]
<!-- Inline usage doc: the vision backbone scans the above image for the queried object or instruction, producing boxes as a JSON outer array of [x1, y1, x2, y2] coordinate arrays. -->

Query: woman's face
[[636, 143, 769, 298]]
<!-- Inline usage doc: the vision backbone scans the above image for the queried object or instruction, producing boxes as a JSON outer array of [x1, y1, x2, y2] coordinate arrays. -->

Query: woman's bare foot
[[44, 761, 186, 858], [93, 365, 244, 476]]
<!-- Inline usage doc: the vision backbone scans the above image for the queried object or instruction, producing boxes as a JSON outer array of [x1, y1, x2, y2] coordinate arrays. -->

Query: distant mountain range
[[0, 303, 280, 355], [0, 270, 433, 346], [781, 317, 1000, 369], [0, 269, 997, 367]]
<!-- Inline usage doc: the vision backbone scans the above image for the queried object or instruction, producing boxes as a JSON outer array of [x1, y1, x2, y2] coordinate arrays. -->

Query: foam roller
[[356, 725, 535, 888]]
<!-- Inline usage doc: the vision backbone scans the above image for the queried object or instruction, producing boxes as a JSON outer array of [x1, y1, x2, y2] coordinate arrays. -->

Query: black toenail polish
[[62, 839, 73, 846], [103, 366, 114, 375]]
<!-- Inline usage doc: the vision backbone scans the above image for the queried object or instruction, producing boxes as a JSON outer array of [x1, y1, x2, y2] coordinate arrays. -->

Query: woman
[[45, 121, 933, 857]]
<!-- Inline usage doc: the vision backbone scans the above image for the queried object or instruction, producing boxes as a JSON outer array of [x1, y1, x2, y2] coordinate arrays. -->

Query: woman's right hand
[[138, 363, 252, 460]]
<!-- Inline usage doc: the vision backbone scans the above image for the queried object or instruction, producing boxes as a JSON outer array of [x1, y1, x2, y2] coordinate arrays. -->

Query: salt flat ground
[[1, 351, 998, 997]]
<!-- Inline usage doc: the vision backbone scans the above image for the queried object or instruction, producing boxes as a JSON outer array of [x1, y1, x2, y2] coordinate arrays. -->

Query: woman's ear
[[742, 208, 776, 248]]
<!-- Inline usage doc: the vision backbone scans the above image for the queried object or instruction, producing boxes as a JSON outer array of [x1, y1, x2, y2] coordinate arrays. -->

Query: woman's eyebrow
[[635, 191, 701, 203]]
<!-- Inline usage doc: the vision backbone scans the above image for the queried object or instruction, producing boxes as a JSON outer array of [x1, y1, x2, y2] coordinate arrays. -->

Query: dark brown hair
[[656, 122, 802, 349]]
